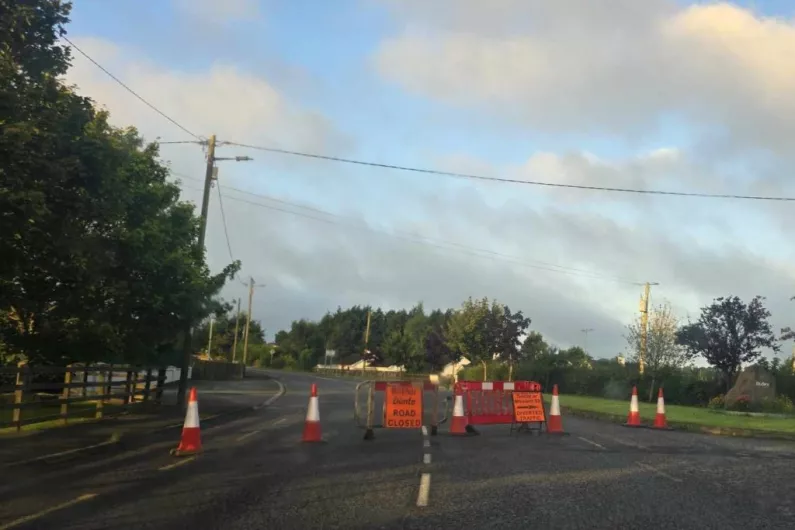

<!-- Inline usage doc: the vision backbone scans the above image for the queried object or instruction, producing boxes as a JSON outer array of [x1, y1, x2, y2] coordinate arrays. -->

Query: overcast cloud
[[62, 1, 795, 359]]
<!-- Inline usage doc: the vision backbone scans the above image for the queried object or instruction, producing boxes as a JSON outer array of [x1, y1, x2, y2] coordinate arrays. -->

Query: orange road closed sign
[[512, 391, 546, 423], [385, 384, 423, 429]]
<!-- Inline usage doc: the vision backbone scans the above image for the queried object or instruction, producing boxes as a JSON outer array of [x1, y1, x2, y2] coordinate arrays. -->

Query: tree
[[0, 0, 238, 364], [492, 306, 531, 380], [444, 297, 493, 379], [625, 302, 686, 401], [677, 296, 779, 391], [520, 331, 549, 361]]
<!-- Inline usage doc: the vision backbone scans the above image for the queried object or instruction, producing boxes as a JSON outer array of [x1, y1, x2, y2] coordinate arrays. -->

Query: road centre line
[[593, 432, 648, 450], [423, 453, 432, 464], [637, 462, 683, 483], [236, 430, 262, 442], [578, 436, 607, 450], [158, 456, 197, 471], [421, 425, 428, 436], [423, 439, 430, 448], [0, 493, 98, 530], [416, 473, 431, 507]]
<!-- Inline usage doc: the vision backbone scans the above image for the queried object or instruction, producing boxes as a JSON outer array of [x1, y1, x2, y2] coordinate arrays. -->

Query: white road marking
[[0, 493, 99, 530], [274, 418, 287, 425], [423, 453, 432, 464], [423, 439, 431, 448], [416, 473, 431, 507], [421, 425, 428, 436], [594, 433, 647, 450], [637, 462, 683, 483], [236, 429, 262, 442], [159, 456, 197, 471], [578, 436, 607, 450]]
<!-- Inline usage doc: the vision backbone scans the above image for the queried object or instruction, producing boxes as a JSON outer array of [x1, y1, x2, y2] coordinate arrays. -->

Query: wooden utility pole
[[177, 135, 216, 406], [362, 309, 371, 376], [207, 316, 215, 357], [638, 282, 659, 375], [232, 298, 242, 362], [243, 278, 256, 365], [176, 136, 253, 406]]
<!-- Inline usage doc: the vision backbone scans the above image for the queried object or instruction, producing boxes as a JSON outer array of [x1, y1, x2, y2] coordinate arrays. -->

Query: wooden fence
[[0, 364, 174, 432]]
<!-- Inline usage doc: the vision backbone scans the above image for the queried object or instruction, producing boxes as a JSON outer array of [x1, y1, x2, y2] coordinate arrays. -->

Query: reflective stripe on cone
[[624, 386, 643, 427], [172, 387, 202, 456]]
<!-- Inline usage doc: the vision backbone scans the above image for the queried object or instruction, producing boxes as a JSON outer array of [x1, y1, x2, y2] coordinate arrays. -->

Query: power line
[[214, 181, 236, 263], [219, 141, 795, 202], [62, 35, 201, 141], [169, 172, 645, 285]]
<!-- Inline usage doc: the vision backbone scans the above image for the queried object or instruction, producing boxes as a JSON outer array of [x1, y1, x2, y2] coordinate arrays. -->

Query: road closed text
[[385, 384, 423, 429]]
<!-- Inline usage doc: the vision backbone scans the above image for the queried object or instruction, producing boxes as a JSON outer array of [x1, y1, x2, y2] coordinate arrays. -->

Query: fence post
[[95, 370, 105, 419], [143, 368, 153, 404], [155, 367, 166, 405], [123, 369, 133, 406], [61, 364, 72, 425], [13, 361, 28, 432]]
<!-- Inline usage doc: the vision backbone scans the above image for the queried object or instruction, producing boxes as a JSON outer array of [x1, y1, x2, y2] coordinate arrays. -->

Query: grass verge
[[553, 393, 795, 440]]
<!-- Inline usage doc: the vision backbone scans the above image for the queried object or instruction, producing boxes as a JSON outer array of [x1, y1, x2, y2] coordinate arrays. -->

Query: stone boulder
[[725, 365, 776, 408]]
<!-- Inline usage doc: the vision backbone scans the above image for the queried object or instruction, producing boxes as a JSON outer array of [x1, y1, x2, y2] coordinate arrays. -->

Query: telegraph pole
[[362, 309, 371, 376], [176, 135, 253, 406], [638, 282, 660, 376], [242, 278, 264, 365], [231, 297, 241, 362], [206, 316, 215, 357]]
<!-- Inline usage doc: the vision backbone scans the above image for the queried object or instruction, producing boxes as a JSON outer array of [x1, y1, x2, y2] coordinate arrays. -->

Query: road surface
[[2, 370, 795, 529]]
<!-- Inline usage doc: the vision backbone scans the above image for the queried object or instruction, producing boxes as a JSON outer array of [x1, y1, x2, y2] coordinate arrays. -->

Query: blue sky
[[64, 1, 795, 358]]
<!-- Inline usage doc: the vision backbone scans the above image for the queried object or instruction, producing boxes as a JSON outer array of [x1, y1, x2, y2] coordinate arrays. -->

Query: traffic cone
[[624, 386, 642, 427], [546, 384, 566, 434], [653, 388, 670, 429], [171, 387, 202, 456], [302, 383, 322, 443], [449, 386, 478, 435]]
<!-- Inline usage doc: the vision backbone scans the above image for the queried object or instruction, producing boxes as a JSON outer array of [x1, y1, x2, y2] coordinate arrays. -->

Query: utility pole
[[362, 309, 371, 376], [231, 298, 241, 362], [206, 316, 215, 357], [581, 328, 594, 352], [176, 135, 253, 407], [242, 278, 264, 365], [638, 282, 660, 376]]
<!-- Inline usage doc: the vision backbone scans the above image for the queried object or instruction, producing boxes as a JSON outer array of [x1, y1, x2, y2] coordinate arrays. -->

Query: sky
[[62, 0, 795, 360]]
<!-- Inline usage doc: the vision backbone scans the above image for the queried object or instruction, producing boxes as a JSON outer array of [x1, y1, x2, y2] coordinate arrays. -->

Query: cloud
[[61, 10, 795, 360], [64, 36, 340, 153], [172, 0, 260, 24], [374, 1, 795, 153]]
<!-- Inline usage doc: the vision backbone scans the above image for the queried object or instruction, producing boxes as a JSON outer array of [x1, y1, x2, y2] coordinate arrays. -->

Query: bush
[[729, 394, 752, 412], [708, 394, 725, 409], [758, 395, 794, 414]]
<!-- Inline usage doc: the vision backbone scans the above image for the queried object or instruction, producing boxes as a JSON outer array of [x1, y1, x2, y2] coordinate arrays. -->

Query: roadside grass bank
[[552, 393, 795, 439]]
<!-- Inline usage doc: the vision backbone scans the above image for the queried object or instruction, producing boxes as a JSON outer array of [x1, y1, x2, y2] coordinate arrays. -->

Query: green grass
[[555, 393, 795, 435]]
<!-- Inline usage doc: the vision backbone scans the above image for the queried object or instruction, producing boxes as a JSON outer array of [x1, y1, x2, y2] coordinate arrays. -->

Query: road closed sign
[[385, 384, 423, 429], [512, 391, 546, 423]]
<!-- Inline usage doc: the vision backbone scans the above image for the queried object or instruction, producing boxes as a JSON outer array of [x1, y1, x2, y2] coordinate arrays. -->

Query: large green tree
[[677, 296, 779, 390], [0, 0, 238, 364]]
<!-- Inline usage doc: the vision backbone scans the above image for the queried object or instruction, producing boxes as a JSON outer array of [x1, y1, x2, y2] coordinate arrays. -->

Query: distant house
[[440, 357, 470, 379]]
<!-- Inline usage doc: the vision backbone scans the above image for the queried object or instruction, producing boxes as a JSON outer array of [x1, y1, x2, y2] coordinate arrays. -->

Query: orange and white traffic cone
[[450, 386, 477, 435], [302, 383, 322, 443], [546, 384, 566, 434], [653, 388, 670, 429], [624, 386, 642, 427], [171, 387, 202, 456]]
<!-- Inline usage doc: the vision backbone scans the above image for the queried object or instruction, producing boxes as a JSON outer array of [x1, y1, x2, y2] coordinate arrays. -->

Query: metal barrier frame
[[355, 380, 447, 440], [455, 380, 543, 428]]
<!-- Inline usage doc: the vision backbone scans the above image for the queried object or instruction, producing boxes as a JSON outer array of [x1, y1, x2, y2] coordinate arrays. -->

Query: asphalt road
[[2, 370, 795, 529]]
